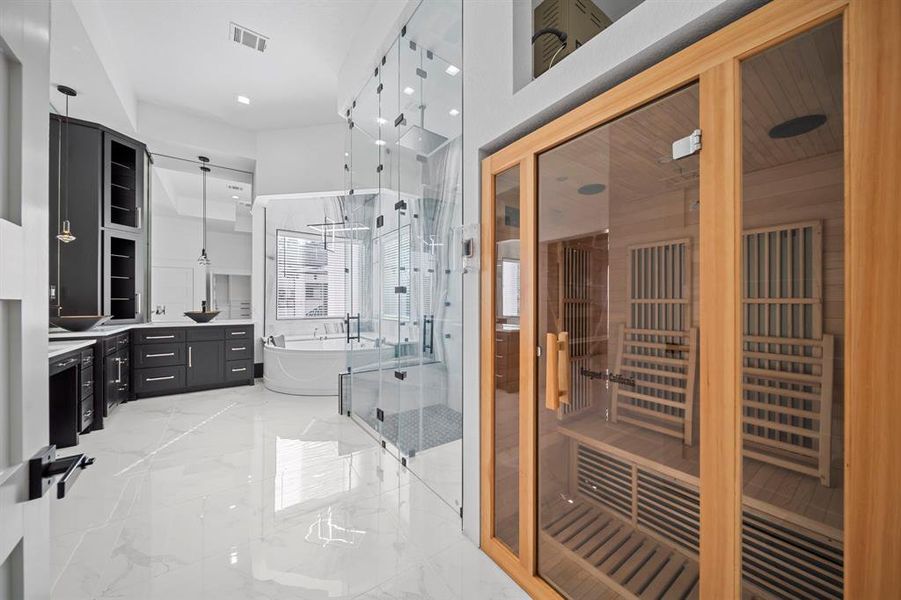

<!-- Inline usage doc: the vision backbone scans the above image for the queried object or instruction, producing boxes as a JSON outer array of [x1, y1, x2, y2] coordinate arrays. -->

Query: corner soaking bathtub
[[262, 336, 391, 396]]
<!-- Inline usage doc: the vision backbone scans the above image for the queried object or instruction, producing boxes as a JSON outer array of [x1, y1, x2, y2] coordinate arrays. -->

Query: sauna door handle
[[545, 331, 571, 410]]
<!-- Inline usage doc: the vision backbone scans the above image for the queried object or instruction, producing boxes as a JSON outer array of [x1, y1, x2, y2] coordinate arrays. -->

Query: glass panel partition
[[535, 84, 702, 598], [344, 0, 463, 512], [493, 166, 521, 554], [739, 19, 844, 599]]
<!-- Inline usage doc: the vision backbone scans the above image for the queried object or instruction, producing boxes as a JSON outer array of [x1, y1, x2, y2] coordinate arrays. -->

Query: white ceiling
[[90, 0, 398, 131]]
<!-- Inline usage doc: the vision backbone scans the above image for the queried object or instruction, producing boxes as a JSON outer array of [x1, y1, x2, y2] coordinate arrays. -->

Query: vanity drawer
[[50, 353, 80, 376], [225, 360, 253, 382], [225, 342, 252, 361], [80, 367, 94, 400], [103, 333, 130, 355], [80, 348, 94, 368], [135, 342, 185, 368], [134, 366, 185, 394], [187, 327, 225, 341], [135, 328, 185, 345], [80, 397, 94, 432], [224, 326, 252, 340]]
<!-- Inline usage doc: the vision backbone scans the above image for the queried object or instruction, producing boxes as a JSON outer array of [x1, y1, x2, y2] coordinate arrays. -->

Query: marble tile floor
[[50, 382, 526, 600]]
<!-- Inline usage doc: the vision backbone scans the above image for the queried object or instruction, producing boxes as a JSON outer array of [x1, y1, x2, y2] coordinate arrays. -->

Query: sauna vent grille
[[576, 444, 632, 518], [637, 469, 700, 554]]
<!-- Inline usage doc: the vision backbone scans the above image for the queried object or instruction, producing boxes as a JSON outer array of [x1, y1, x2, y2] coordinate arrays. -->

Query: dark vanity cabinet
[[49, 115, 146, 322], [49, 346, 96, 449], [132, 325, 253, 398], [102, 333, 130, 416]]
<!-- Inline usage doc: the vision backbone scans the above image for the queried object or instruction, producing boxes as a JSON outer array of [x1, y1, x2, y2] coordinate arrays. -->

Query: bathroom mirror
[[149, 154, 253, 322]]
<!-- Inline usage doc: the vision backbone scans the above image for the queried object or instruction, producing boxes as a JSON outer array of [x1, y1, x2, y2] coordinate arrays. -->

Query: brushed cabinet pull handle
[[146, 352, 175, 358], [231, 331, 246, 336], [146, 375, 175, 382], [188, 346, 192, 368], [116, 358, 122, 384], [231, 367, 246, 373], [231, 347, 246, 351], [146, 335, 175, 340]]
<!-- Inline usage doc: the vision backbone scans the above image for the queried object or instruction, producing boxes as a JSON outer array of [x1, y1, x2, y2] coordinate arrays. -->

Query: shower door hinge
[[672, 129, 701, 160], [395, 113, 406, 127], [394, 200, 407, 211], [376, 215, 384, 228], [376, 408, 384, 422], [459, 506, 463, 518], [394, 370, 407, 381]]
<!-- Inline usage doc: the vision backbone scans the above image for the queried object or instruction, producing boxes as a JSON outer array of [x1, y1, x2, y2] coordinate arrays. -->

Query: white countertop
[[49, 319, 255, 339], [48, 339, 96, 360]]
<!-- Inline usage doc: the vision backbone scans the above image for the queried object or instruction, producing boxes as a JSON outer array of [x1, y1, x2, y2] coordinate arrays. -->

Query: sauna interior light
[[403, 86, 415, 95], [449, 108, 460, 116], [445, 64, 460, 76], [578, 183, 606, 195], [768, 114, 826, 139], [236, 95, 250, 105]]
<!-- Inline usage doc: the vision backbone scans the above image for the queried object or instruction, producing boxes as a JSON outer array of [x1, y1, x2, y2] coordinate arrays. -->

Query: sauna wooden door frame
[[479, 0, 901, 598]]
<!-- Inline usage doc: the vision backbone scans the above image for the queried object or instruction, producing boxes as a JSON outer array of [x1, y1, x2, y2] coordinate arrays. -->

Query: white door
[[0, 2, 52, 598], [150, 265, 194, 321]]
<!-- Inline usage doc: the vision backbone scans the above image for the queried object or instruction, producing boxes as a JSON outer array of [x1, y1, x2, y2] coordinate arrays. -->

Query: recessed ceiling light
[[231, 195, 239, 199], [768, 114, 827, 138], [237, 95, 250, 105], [578, 183, 606, 195], [449, 108, 460, 116], [445, 64, 460, 76], [375, 139, 386, 146], [377, 117, 387, 125], [403, 86, 415, 96]]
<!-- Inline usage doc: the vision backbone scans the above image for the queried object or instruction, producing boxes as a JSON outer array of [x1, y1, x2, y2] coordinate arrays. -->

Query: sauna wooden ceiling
[[531, 19, 841, 238]]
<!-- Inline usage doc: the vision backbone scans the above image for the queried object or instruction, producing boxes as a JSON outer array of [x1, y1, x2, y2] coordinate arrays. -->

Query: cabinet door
[[49, 116, 102, 316], [186, 340, 224, 387], [104, 230, 146, 322], [103, 132, 145, 233]]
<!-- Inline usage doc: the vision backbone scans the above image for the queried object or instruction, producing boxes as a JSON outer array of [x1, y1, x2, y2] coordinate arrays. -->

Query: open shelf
[[106, 138, 139, 229], [107, 235, 136, 320]]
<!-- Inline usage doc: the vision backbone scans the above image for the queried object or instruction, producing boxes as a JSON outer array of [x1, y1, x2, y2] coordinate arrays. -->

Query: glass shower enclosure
[[342, 0, 463, 512]]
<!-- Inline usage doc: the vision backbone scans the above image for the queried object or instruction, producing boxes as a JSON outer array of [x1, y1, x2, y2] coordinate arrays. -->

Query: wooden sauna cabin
[[474, 3, 896, 596]]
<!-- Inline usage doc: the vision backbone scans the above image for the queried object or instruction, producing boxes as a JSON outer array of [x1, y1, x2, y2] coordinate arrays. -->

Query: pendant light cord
[[64, 94, 70, 223], [202, 165, 207, 254]]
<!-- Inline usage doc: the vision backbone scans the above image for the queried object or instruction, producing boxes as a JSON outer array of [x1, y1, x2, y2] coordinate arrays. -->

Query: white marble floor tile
[[49, 383, 523, 600]]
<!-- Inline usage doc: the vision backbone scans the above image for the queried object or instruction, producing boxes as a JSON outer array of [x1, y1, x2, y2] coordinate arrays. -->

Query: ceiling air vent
[[229, 22, 268, 53]]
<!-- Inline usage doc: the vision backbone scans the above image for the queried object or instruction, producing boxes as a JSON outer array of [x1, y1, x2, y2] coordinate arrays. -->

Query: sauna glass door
[[535, 84, 702, 598]]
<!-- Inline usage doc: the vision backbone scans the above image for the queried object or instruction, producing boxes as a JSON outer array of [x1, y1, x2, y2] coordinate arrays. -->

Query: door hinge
[[672, 129, 701, 160], [376, 408, 384, 422]]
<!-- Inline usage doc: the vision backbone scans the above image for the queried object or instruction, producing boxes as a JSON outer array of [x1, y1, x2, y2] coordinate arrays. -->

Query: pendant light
[[56, 85, 77, 243], [197, 156, 211, 265]]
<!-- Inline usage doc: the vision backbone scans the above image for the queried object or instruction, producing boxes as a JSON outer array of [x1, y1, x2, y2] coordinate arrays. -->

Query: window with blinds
[[381, 226, 411, 320], [276, 230, 360, 320]]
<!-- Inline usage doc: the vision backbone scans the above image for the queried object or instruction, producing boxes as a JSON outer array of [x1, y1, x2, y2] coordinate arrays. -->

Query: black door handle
[[29, 445, 95, 500]]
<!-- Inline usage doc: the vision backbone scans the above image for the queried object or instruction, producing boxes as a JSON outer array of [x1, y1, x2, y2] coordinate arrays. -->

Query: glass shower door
[[347, 66, 384, 445], [391, 11, 464, 511]]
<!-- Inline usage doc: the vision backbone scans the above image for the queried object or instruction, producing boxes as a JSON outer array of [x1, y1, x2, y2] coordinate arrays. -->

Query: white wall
[[254, 123, 346, 197], [150, 214, 251, 315]]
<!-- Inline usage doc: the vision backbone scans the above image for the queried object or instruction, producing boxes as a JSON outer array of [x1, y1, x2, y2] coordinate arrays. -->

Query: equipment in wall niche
[[185, 156, 219, 323]]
